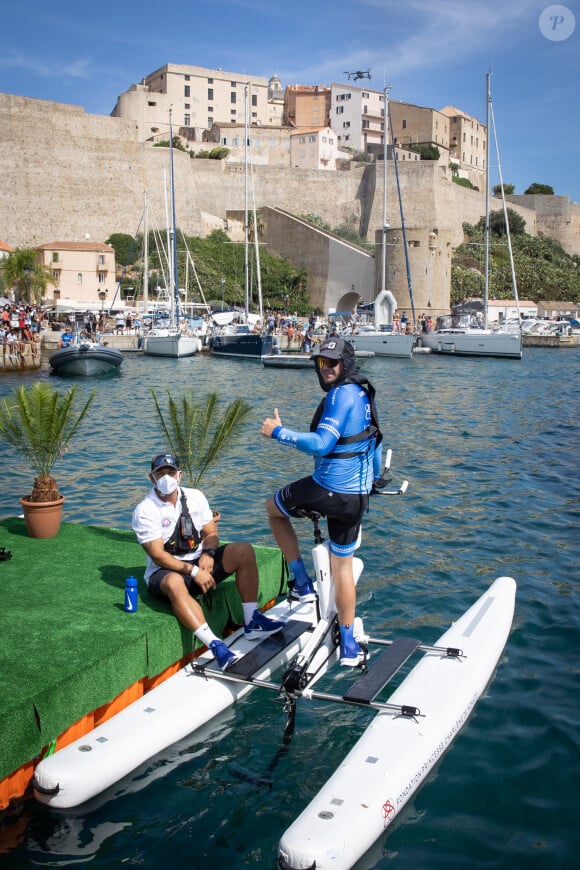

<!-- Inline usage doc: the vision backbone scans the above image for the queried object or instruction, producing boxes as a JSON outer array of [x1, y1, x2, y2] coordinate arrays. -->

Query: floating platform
[[0, 517, 286, 810]]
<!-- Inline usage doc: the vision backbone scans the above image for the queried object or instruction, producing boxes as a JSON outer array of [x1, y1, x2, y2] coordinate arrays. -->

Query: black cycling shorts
[[147, 543, 229, 601], [274, 476, 368, 556]]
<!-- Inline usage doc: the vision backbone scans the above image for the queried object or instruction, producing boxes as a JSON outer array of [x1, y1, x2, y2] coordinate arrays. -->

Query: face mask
[[154, 473, 179, 495]]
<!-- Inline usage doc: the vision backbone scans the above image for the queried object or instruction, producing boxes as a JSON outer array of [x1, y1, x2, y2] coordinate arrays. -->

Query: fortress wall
[[507, 194, 580, 256], [1, 93, 577, 309]]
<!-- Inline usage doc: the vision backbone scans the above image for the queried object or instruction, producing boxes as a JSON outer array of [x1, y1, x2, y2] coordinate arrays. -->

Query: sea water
[[0, 347, 578, 868]]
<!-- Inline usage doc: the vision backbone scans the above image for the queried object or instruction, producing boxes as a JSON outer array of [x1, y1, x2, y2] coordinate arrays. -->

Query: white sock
[[194, 622, 220, 647], [242, 602, 258, 624]]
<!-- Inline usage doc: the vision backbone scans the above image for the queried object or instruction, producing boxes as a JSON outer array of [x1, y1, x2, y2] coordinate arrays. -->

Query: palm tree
[[1, 248, 53, 305], [151, 388, 252, 487], [0, 382, 95, 502]]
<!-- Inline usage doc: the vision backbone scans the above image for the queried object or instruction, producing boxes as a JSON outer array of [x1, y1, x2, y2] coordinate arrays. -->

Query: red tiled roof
[[35, 241, 114, 252]]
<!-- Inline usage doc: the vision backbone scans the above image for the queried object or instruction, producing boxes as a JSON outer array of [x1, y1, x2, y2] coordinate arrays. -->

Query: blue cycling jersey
[[272, 383, 382, 493]]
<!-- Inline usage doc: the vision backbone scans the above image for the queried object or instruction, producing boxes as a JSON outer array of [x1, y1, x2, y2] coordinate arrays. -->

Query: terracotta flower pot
[[20, 496, 65, 539]]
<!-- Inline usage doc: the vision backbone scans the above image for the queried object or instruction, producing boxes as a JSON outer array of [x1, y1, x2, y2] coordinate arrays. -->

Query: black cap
[[311, 337, 354, 361], [151, 452, 180, 472]]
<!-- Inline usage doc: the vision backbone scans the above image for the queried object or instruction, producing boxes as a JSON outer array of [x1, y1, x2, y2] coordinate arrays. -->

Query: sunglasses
[[317, 357, 341, 369], [151, 453, 179, 471]]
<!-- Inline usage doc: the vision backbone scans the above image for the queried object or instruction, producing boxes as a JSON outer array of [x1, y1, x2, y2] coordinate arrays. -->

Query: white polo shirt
[[132, 486, 213, 584]]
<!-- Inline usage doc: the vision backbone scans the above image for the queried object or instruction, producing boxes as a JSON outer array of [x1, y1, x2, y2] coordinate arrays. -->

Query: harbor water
[[0, 347, 578, 868]]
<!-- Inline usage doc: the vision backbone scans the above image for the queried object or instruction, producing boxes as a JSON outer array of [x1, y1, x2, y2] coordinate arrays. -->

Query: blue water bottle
[[124, 576, 138, 613]]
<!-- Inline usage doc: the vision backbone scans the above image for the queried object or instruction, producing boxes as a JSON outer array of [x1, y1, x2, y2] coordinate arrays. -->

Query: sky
[[2, 0, 579, 202]]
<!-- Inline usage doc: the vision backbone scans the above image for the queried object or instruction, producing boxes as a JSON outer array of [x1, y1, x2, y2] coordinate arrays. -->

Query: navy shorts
[[274, 476, 368, 557], [147, 544, 230, 601]]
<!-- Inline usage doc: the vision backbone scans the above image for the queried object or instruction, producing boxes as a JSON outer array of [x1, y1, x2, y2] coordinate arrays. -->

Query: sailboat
[[346, 86, 415, 359], [143, 112, 200, 358], [420, 74, 523, 359], [209, 84, 271, 360]]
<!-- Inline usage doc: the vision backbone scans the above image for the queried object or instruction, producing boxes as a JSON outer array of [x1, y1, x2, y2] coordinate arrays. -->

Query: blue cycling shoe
[[288, 577, 317, 603]]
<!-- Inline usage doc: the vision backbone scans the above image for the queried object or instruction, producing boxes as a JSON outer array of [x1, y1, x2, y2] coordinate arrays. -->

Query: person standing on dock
[[261, 337, 383, 667], [132, 453, 284, 671]]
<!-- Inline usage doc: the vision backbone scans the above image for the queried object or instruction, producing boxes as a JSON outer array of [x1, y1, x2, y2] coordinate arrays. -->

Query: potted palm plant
[[151, 387, 251, 520], [0, 382, 95, 538]]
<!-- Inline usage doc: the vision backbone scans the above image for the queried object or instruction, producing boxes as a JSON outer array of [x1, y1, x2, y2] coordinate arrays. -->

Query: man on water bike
[[261, 337, 383, 666]]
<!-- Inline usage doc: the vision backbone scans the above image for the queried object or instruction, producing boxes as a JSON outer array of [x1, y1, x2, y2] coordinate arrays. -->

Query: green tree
[[493, 183, 515, 197], [106, 233, 136, 266], [0, 248, 52, 305], [524, 183, 554, 195]]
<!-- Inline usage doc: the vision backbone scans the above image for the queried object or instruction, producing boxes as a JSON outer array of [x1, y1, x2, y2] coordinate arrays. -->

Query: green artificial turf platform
[[0, 517, 287, 782]]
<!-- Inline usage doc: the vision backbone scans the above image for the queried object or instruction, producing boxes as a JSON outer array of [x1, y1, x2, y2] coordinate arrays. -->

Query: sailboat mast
[[484, 73, 491, 330], [381, 85, 392, 295], [169, 108, 180, 322], [142, 192, 148, 311], [244, 83, 250, 320]]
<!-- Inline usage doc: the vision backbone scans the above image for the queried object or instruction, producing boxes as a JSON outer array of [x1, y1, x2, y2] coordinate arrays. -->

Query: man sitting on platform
[[132, 452, 284, 671]]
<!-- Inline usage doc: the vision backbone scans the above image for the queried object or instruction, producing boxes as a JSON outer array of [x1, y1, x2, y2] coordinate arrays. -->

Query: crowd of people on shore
[[1, 304, 44, 367]]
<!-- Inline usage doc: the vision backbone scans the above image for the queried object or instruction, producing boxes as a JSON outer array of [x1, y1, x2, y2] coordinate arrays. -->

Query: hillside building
[[330, 83, 386, 152], [282, 85, 332, 129], [34, 241, 116, 310], [111, 64, 284, 145], [440, 105, 487, 188]]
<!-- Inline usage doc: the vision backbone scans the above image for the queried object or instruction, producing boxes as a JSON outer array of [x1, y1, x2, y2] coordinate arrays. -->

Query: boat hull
[[142, 332, 199, 358], [348, 332, 415, 358], [48, 345, 123, 376], [278, 575, 516, 870], [420, 330, 522, 358], [210, 333, 268, 359]]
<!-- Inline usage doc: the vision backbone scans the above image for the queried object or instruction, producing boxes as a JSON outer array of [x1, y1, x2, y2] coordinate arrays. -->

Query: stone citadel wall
[[1, 93, 577, 286]]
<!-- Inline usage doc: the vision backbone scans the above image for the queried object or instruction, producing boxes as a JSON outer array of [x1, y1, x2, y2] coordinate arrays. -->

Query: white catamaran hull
[[278, 575, 516, 870]]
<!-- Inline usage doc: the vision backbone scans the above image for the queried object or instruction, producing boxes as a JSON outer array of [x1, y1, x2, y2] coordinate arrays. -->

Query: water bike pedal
[[343, 637, 421, 704], [228, 619, 312, 679]]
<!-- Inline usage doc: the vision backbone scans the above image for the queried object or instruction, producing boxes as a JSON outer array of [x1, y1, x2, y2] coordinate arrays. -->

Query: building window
[[184, 86, 190, 97], [362, 92, 369, 98], [52, 252, 59, 262], [252, 94, 257, 106], [336, 106, 343, 114], [208, 117, 213, 126], [185, 103, 190, 109], [185, 75, 190, 81], [231, 92, 237, 104], [77, 273, 83, 285], [208, 88, 213, 100], [52, 270, 60, 282], [402, 119, 407, 129], [208, 77, 213, 84], [184, 114, 190, 126], [98, 272, 106, 285], [362, 120, 369, 129], [208, 106, 213, 113], [231, 81, 237, 87], [98, 254, 105, 265]]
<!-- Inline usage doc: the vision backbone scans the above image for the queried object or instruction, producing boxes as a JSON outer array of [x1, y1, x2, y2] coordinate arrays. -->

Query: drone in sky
[[344, 69, 372, 82]]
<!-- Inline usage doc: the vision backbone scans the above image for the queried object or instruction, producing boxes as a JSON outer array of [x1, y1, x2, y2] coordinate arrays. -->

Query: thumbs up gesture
[[261, 408, 282, 438]]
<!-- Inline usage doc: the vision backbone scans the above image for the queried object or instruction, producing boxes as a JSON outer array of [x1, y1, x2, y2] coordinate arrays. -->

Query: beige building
[[205, 120, 292, 167], [35, 241, 116, 310], [440, 105, 486, 188], [0, 240, 13, 261], [290, 127, 340, 170], [283, 85, 331, 129], [389, 100, 450, 160], [111, 64, 284, 146]]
